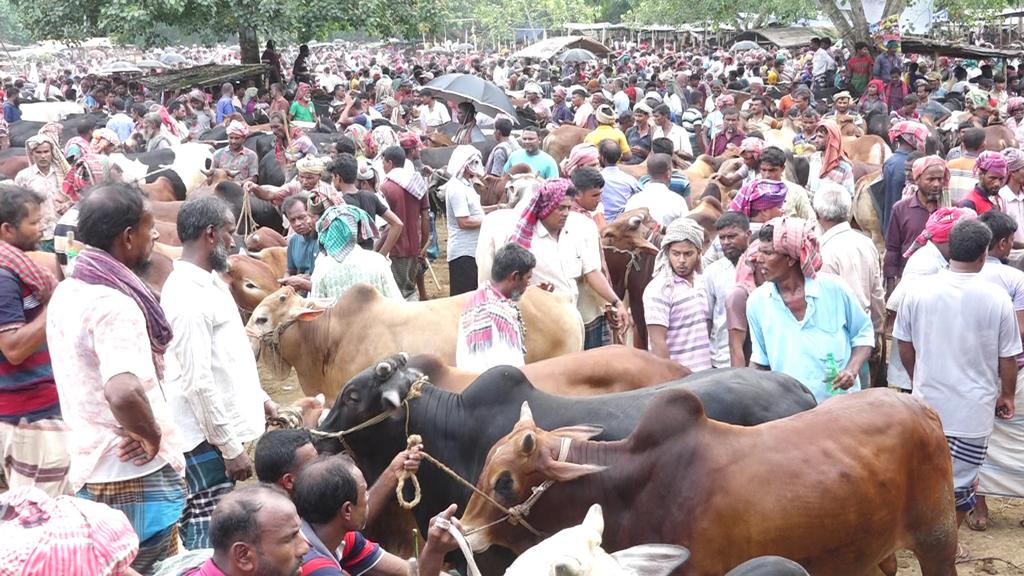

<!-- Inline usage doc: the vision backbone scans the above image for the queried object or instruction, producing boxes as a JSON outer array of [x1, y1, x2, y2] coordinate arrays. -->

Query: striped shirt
[[0, 269, 60, 423], [643, 272, 713, 372]]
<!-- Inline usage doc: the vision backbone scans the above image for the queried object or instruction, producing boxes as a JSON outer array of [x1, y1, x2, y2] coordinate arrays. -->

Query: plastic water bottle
[[825, 353, 844, 395]]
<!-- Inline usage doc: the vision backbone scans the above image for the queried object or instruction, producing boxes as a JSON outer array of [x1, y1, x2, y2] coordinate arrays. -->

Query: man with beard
[[0, 185, 69, 496], [703, 212, 751, 368], [457, 242, 535, 371], [160, 195, 275, 549], [46, 184, 186, 573], [142, 112, 175, 152], [960, 151, 1008, 215], [885, 156, 948, 290]]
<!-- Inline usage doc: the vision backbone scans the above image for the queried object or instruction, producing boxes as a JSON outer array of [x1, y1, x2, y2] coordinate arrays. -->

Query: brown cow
[[140, 176, 179, 202], [154, 219, 181, 246], [150, 200, 183, 223], [461, 389, 956, 575], [245, 227, 287, 251], [223, 254, 281, 315], [843, 134, 891, 165], [245, 284, 584, 402], [543, 125, 590, 163], [407, 346, 690, 395], [249, 246, 287, 278]]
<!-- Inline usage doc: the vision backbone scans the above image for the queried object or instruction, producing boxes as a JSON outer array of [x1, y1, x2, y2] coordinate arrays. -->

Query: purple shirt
[[643, 272, 713, 372], [884, 193, 931, 279]]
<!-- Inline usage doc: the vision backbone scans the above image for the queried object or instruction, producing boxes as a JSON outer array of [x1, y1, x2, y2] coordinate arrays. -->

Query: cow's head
[[601, 208, 659, 255], [506, 171, 544, 209], [314, 352, 419, 454], [245, 286, 326, 379], [504, 504, 690, 576], [461, 402, 605, 554], [226, 255, 284, 317]]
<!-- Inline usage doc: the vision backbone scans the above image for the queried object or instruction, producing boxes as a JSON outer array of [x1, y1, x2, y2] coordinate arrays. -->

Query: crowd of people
[[1, 31, 1024, 574]]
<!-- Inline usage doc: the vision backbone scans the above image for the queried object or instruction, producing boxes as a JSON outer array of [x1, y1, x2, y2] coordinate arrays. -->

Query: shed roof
[[900, 36, 1024, 60], [731, 27, 836, 49], [138, 63, 268, 93], [512, 36, 611, 59]]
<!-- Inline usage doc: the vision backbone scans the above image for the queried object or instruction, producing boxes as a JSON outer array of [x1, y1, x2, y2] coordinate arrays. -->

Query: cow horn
[[627, 215, 642, 229], [553, 560, 584, 576], [382, 388, 401, 410], [398, 352, 409, 365], [519, 401, 533, 422], [375, 361, 392, 380]]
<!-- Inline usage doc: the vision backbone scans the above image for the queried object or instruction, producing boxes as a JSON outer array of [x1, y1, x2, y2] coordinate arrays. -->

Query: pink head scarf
[[768, 216, 822, 279], [911, 155, 949, 185], [511, 178, 573, 249], [729, 178, 788, 216], [560, 143, 599, 176], [975, 150, 1009, 178], [903, 207, 977, 258]]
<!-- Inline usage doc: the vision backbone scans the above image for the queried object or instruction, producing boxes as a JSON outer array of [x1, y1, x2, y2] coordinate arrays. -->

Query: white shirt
[[703, 256, 736, 368], [895, 270, 1022, 438], [651, 122, 693, 157], [14, 163, 63, 240], [997, 186, 1024, 244], [573, 102, 594, 128], [492, 66, 507, 88], [418, 102, 451, 133], [819, 222, 885, 328], [623, 182, 689, 228], [612, 91, 630, 116], [162, 261, 269, 457], [812, 48, 835, 77], [886, 241, 948, 390]]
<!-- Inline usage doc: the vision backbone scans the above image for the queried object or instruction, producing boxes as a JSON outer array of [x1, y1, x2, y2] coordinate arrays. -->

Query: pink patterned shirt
[[46, 279, 185, 490], [643, 272, 714, 372]]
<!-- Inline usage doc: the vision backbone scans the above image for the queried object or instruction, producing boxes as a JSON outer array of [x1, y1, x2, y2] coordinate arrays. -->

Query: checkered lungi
[[0, 416, 71, 496], [947, 435, 989, 512], [180, 441, 234, 550], [583, 315, 610, 350], [78, 464, 186, 574]]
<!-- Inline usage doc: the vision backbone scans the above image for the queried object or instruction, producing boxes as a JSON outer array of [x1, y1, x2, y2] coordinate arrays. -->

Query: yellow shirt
[[583, 125, 630, 156]]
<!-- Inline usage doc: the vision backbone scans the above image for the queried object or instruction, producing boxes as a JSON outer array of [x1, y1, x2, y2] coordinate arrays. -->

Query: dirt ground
[[259, 218, 1024, 575]]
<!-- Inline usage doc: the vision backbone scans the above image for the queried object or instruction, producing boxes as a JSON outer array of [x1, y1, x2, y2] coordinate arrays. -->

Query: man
[[142, 113, 175, 152], [625, 101, 653, 165], [704, 212, 750, 369], [3, 89, 20, 123], [996, 147, 1024, 247], [254, 429, 319, 495], [457, 243, 534, 371], [747, 217, 874, 402], [947, 127, 986, 204], [651, 103, 693, 161], [550, 86, 574, 126], [453, 102, 485, 145], [885, 156, 947, 291], [294, 455, 460, 576], [168, 101, 191, 142], [64, 118, 95, 162], [959, 151, 1007, 214], [807, 121, 855, 197], [161, 195, 273, 549], [644, 218, 713, 371], [811, 37, 837, 93], [623, 153, 689, 228], [417, 92, 450, 135], [211, 121, 259, 184], [310, 204, 401, 302], [743, 96, 778, 135], [330, 153, 402, 253], [46, 184, 186, 573], [972, 210, 1024, 531], [443, 146, 490, 296], [709, 107, 745, 157], [569, 167, 614, 348], [0, 185, 69, 496], [895, 219, 1020, 560], [847, 43, 874, 96], [492, 59, 508, 88], [247, 156, 341, 210], [611, 78, 630, 116], [485, 117, 519, 178], [15, 134, 71, 252], [822, 92, 864, 136], [503, 179, 629, 333], [503, 128, 559, 180], [598, 140, 641, 223], [184, 485, 309, 576], [215, 83, 236, 126], [717, 137, 763, 189], [380, 146, 429, 299], [882, 121, 930, 233], [873, 40, 901, 81], [189, 93, 213, 140], [815, 183, 885, 384], [583, 105, 632, 162], [571, 87, 595, 129], [280, 194, 317, 294]]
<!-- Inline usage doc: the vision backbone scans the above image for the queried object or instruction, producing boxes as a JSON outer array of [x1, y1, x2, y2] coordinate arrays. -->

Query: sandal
[[955, 543, 971, 564], [966, 510, 988, 532]]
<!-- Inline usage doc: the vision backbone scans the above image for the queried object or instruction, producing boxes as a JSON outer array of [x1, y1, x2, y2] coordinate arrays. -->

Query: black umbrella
[[421, 73, 519, 122], [558, 48, 598, 63]]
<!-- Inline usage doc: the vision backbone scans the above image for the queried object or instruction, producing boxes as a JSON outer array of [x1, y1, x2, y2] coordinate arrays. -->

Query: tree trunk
[[238, 25, 259, 64], [816, 0, 873, 47]]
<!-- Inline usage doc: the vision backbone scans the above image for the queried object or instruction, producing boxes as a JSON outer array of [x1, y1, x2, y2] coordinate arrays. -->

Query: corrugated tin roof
[[900, 36, 1024, 59], [512, 36, 611, 59], [731, 27, 836, 49], [138, 63, 268, 93]]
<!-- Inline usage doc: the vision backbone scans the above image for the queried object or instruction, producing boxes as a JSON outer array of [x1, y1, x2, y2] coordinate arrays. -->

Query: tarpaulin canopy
[[512, 36, 611, 60]]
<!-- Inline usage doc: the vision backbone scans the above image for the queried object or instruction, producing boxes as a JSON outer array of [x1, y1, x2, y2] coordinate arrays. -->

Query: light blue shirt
[[216, 96, 235, 125], [106, 113, 135, 143], [601, 166, 641, 222], [504, 149, 559, 180], [747, 273, 875, 402]]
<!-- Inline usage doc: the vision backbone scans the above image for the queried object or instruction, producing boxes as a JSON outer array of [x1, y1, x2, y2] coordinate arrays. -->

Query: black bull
[[315, 355, 817, 539], [8, 112, 109, 148]]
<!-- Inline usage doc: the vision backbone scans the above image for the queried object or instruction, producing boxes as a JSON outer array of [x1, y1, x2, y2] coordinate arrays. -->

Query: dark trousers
[[449, 256, 478, 296]]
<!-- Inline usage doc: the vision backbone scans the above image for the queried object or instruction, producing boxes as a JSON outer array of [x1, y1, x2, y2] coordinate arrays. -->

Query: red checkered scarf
[[460, 282, 525, 356], [769, 216, 822, 279], [511, 178, 572, 249], [888, 120, 930, 152], [0, 241, 57, 304]]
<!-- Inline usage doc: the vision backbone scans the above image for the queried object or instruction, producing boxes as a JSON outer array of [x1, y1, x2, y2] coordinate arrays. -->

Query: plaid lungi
[[78, 464, 186, 574], [180, 441, 234, 550], [583, 315, 610, 350], [0, 416, 71, 496], [947, 435, 989, 512]]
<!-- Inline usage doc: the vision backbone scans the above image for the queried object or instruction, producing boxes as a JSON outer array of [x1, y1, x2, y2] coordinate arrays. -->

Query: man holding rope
[[211, 120, 258, 184]]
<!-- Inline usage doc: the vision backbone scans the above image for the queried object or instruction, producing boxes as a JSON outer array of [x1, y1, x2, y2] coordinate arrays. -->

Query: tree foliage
[[470, 0, 599, 43], [626, 0, 813, 30], [0, 0, 33, 46]]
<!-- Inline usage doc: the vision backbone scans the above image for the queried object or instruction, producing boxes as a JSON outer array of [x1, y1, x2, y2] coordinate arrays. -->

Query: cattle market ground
[[256, 220, 1024, 576]]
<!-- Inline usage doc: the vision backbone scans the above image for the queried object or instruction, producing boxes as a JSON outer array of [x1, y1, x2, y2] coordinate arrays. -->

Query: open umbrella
[[453, 43, 475, 52], [730, 40, 760, 52], [99, 61, 143, 75], [421, 73, 519, 123], [137, 59, 167, 69], [160, 53, 186, 65], [559, 48, 598, 63]]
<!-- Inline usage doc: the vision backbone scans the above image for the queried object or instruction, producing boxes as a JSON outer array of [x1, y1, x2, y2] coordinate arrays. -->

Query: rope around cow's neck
[[307, 375, 428, 444], [236, 186, 260, 235]]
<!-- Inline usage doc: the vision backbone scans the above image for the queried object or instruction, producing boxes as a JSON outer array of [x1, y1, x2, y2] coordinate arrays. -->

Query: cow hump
[[628, 389, 705, 448]]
